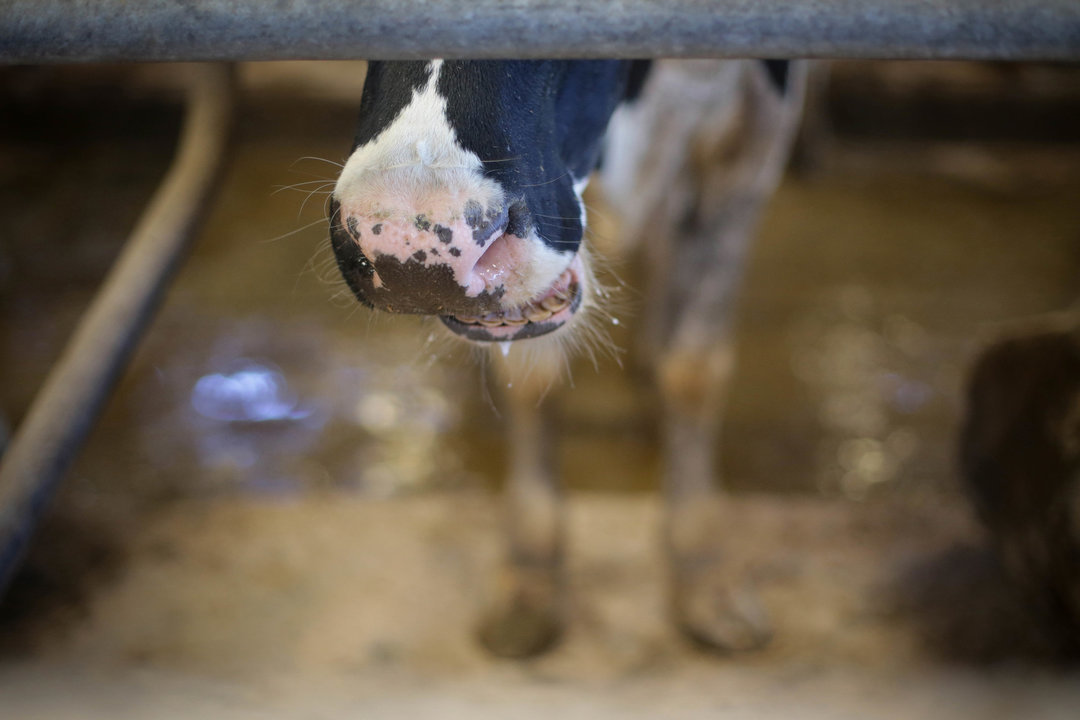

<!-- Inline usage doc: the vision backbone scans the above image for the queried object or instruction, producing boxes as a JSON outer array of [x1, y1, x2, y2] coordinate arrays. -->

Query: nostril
[[472, 232, 513, 288], [470, 200, 532, 291]]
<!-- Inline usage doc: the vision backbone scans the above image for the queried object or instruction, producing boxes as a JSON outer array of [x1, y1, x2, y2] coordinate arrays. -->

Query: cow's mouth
[[440, 264, 583, 342]]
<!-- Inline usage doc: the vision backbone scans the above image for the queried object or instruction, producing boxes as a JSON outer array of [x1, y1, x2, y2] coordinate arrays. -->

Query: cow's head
[[330, 60, 643, 344]]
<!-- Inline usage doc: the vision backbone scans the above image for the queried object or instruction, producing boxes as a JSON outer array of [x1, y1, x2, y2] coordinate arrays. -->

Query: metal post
[[1, 0, 1079, 62], [0, 64, 234, 594]]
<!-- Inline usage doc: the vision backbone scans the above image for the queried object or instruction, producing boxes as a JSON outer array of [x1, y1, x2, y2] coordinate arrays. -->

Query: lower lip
[[440, 281, 583, 342]]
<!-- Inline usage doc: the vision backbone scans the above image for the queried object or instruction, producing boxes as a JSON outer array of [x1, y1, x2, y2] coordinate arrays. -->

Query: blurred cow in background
[[961, 318, 1080, 657]]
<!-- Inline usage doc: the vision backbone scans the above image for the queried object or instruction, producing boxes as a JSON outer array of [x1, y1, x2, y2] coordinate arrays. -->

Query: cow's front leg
[[628, 60, 805, 652], [651, 187, 786, 653], [477, 358, 564, 657], [644, 154, 785, 653], [658, 338, 772, 653]]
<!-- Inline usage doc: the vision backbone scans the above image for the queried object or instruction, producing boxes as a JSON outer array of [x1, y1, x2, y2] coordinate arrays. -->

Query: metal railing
[[0, 65, 234, 594], [2, 0, 1079, 63]]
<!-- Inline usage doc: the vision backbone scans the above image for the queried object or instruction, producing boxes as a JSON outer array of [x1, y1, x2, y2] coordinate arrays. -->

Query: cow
[[329, 59, 806, 657]]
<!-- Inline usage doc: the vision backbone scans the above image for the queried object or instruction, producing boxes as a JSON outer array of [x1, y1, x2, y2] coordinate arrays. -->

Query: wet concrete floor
[[1, 62, 1079, 715], [4, 66, 1079, 505]]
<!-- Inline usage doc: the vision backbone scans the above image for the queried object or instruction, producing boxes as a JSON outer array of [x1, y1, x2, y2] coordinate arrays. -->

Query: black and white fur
[[331, 60, 649, 344]]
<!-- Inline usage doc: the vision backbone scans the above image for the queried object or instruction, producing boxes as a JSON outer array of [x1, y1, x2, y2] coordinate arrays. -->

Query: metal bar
[[1, 0, 1079, 63], [0, 64, 234, 595]]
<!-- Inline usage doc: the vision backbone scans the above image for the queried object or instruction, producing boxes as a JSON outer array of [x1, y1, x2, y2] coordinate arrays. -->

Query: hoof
[[672, 571, 772, 654], [477, 570, 562, 658]]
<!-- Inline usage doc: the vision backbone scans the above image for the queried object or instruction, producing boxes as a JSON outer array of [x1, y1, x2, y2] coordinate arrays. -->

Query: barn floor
[[3, 494, 1080, 720], [1, 62, 1080, 717]]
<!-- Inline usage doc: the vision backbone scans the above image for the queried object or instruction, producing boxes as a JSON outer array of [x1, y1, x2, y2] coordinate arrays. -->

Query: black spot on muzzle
[[329, 199, 505, 316], [464, 199, 510, 247]]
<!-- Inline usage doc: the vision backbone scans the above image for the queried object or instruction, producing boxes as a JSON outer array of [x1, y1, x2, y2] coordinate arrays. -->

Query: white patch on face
[[573, 175, 590, 233], [334, 60, 579, 310], [335, 59, 484, 194]]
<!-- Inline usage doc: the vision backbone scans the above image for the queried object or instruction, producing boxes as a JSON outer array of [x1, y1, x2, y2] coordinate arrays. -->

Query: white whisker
[[261, 216, 330, 244], [292, 155, 345, 170]]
